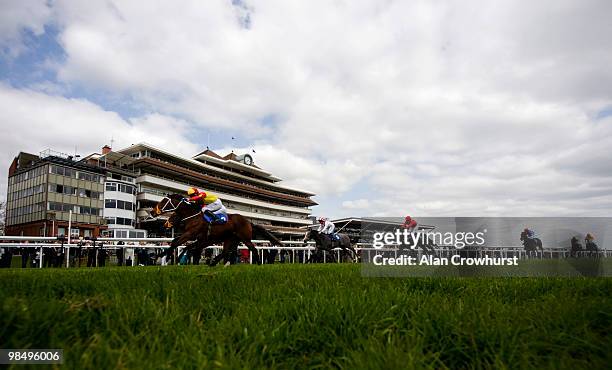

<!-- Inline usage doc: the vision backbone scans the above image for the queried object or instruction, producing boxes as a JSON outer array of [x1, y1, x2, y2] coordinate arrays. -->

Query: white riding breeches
[[202, 199, 227, 215]]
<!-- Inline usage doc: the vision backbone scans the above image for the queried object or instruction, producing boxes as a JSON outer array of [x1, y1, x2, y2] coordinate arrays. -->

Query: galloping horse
[[303, 229, 356, 263], [520, 230, 543, 253], [151, 194, 282, 266], [164, 212, 209, 265], [398, 231, 438, 255]]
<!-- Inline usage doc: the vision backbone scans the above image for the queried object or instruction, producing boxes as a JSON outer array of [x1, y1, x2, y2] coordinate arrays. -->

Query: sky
[[1, 0, 611, 218]]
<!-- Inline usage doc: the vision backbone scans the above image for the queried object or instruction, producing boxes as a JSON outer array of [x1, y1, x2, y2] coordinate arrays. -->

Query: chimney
[[102, 145, 112, 155]]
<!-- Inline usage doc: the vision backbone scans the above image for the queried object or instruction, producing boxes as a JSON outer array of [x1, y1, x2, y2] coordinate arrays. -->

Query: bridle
[[158, 196, 201, 228], [303, 230, 321, 245], [157, 196, 188, 214]]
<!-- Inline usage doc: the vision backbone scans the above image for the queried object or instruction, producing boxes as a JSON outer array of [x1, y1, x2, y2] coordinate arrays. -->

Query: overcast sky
[[1, 0, 611, 217]]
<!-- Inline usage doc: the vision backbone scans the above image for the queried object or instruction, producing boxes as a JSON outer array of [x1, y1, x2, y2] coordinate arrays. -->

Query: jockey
[[317, 217, 337, 239], [187, 187, 228, 223], [524, 228, 536, 239], [402, 216, 418, 233], [585, 233, 598, 251]]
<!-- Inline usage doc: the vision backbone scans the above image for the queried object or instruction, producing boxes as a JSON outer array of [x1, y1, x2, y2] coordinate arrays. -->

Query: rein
[[160, 196, 202, 226], [179, 211, 201, 223], [159, 196, 188, 213]]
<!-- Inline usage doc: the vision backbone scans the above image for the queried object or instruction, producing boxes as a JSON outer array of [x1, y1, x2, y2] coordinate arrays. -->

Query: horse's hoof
[[224, 261, 231, 267]]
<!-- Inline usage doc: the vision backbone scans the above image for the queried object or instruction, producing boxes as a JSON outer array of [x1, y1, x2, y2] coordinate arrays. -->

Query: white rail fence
[[0, 236, 610, 268]]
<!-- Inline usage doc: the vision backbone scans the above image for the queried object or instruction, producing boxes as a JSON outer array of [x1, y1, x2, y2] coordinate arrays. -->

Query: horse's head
[[303, 229, 317, 243], [151, 194, 189, 217]]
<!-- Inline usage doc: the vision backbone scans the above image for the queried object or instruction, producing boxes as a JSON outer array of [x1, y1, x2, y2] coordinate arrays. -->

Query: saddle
[[203, 212, 228, 225], [328, 233, 340, 241]]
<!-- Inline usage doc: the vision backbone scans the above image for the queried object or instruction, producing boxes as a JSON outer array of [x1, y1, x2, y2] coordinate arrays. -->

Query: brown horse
[[151, 194, 282, 266]]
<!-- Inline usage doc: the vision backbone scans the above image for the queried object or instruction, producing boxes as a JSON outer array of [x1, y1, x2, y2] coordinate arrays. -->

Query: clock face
[[244, 155, 253, 165]]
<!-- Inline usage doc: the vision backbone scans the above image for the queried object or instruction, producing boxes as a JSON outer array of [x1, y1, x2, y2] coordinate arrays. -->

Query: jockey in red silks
[[402, 216, 418, 233], [186, 187, 227, 223]]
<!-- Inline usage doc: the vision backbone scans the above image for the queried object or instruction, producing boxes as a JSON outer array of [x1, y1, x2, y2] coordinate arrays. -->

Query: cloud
[[1, 0, 612, 217], [342, 199, 370, 210], [0, 0, 52, 56], [0, 83, 199, 198]]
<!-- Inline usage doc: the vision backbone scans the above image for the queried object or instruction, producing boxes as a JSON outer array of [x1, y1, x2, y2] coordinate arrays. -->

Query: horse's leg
[[223, 237, 239, 266], [232, 221, 261, 264], [210, 237, 237, 267], [209, 251, 223, 267], [243, 240, 260, 265], [209, 241, 228, 267], [345, 244, 358, 262], [164, 230, 198, 259], [320, 245, 335, 263], [192, 243, 204, 265]]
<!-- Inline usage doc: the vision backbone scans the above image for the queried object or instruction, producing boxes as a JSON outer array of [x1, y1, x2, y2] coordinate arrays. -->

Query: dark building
[[5, 151, 107, 238]]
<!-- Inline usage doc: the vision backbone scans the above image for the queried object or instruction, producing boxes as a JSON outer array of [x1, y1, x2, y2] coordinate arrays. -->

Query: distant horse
[[570, 236, 582, 258], [398, 231, 438, 255], [151, 194, 282, 266], [303, 229, 356, 263], [585, 235, 599, 253], [520, 231, 543, 253]]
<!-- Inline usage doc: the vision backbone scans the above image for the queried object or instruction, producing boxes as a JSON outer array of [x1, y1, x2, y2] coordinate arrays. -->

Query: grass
[[0, 264, 611, 369]]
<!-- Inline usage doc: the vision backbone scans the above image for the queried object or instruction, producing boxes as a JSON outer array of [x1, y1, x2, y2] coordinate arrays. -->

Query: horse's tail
[[251, 223, 282, 247]]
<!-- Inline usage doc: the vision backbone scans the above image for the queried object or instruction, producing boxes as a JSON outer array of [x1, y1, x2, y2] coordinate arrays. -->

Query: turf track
[[1, 264, 610, 369]]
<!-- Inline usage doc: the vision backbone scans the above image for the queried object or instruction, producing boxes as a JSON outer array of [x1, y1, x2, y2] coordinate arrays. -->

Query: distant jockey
[[524, 228, 536, 239], [187, 187, 228, 223], [402, 216, 418, 233], [318, 217, 335, 234], [585, 233, 598, 251], [317, 217, 339, 240]]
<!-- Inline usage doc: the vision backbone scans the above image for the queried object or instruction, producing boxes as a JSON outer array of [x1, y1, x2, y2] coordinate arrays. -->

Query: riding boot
[[204, 210, 216, 222]]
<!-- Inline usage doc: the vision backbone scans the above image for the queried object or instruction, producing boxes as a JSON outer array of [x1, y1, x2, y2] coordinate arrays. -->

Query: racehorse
[[397, 231, 438, 255], [151, 194, 282, 266], [164, 212, 208, 265], [520, 230, 543, 253], [303, 229, 356, 263]]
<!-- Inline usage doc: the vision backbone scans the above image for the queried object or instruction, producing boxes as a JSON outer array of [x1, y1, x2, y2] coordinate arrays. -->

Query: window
[[78, 189, 93, 198], [57, 227, 66, 236], [48, 202, 74, 212], [106, 182, 117, 192], [115, 217, 135, 226], [64, 186, 77, 196], [105, 199, 117, 208], [129, 231, 145, 238]]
